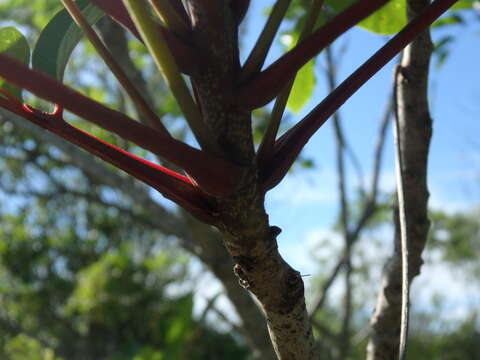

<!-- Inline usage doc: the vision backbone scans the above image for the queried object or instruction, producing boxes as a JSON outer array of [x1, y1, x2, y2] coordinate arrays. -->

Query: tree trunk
[[185, 2, 317, 358], [367, 0, 433, 358]]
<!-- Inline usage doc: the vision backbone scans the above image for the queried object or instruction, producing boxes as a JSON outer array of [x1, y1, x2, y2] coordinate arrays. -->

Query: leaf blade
[[0, 54, 242, 196], [0, 27, 30, 100], [31, 0, 104, 80], [286, 59, 316, 113], [326, 0, 407, 35]]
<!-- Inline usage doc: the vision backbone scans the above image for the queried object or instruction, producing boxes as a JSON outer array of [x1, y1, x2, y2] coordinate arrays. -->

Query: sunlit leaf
[[287, 60, 315, 114], [451, 0, 478, 9], [326, 0, 407, 34], [0, 27, 30, 100]]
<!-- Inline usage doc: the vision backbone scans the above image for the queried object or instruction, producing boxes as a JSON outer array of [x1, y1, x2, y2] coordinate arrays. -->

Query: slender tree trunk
[[367, 0, 433, 358], [183, 215, 277, 359], [185, 2, 317, 358]]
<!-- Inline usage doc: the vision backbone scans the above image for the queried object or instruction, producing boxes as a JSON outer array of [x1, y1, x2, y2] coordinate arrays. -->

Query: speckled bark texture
[[185, 1, 317, 358], [367, 1, 433, 359]]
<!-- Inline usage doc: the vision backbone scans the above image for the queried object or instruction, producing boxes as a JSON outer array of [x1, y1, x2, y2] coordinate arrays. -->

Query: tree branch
[[89, 0, 199, 74], [4, 102, 216, 221], [96, 18, 162, 124], [236, 0, 390, 109], [309, 255, 345, 316], [257, 0, 325, 164], [240, 0, 292, 81], [61, 0, 169, 136], [123, 0, 223, 156], [0, 54, 241, 196], [259, 0, 457, 192], [323, 44, 353, 360], [150, 0, 190, 36], [367, 0, 434, 358]]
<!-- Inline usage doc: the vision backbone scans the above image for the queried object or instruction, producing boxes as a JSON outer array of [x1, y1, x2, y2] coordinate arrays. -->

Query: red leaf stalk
[[236, 0, 390, 109], [0, 92, 216, 223], [260, 0, 459, 191], [0, 54, 242, 196]]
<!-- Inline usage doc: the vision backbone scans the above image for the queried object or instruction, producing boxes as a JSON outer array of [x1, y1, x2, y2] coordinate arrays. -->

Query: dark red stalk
[[260, 0, 459, 191], [231, 0, 250, 24], [0, 93, 216, 223], [166, 0, 191, 25], [89, 0, 198, 74], [236, 0, 390, 109], [0, 54, 241, 196], [88, 0, 140, 38]]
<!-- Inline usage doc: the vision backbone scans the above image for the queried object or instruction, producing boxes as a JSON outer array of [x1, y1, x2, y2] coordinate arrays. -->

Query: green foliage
[[32, 0, 105, 80], [288, 59, 316, 113], [0, 0, 62, 29], [277, 27, 317, 114], [428, 208, 480, 276], [0, 26, 30, 99], [452, 0, 480, 10], [325, 0, 407, 34], [0, 206, 248, 359], [431, 1, 479, 68], [5, 334, 63, 360], [407, 313, 480, 360]]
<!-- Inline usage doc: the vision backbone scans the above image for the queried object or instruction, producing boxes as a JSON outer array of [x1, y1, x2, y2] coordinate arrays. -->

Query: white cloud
[[268, 170, 337, 206], [412, 251, 480, 320]]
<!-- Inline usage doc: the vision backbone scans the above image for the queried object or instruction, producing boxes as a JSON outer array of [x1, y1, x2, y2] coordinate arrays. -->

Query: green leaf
[[433, 35, 453, 69], [32, 0, 105, 81], [451, 0, 477, 9], [0, 27, 30, 100], [287, 60, 316, 114], [359, 0, 407, 34], [326, 0, 407, 35], [433, 13, 465, 27], [5, 334, 63, 360]]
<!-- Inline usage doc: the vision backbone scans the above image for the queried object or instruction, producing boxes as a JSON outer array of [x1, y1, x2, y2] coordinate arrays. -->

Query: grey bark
[[367, 1, 433, 359], [185, 1, 317, 358]]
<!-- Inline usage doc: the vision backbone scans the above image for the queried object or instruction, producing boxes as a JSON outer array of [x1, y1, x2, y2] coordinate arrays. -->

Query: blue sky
[[236, 2, 480, 314], [238, 3, 480, 246]]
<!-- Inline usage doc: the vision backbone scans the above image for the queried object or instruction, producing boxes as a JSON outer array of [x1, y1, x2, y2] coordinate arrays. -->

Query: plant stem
[[122, 0, 221, 155], [61, 0, 170, 136], [259, 0, 458, 192], [149, 0, 190, 35], [392, 64, 410, 360], [238, 0, 390, 109], [257, 0, 324, 162], [241, 0, 291, 81]]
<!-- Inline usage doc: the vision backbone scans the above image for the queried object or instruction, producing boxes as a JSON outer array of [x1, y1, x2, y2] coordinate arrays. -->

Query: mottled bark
[[186, 1, 317, 358], [367, 1, 433, 359], [182, 215, 277, 359]]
